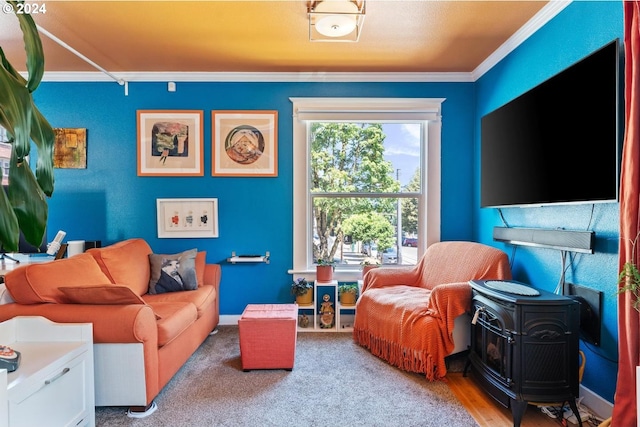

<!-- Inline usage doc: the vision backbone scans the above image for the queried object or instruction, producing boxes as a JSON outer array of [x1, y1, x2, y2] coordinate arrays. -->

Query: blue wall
[[36, 81, 475, 316], [475, 2, 622, 403]]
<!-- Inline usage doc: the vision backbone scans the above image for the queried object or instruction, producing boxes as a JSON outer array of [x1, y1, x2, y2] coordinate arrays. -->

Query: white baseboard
[[220, 314, 240, 326], [580, 384, 613, 421]]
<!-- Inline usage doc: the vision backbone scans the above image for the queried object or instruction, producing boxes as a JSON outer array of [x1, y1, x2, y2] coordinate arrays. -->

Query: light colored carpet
[[95, 326, 478, 426]]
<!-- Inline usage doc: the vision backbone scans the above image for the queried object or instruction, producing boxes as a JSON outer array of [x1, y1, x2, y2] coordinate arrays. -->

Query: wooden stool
[[238, 304, 298, 371]]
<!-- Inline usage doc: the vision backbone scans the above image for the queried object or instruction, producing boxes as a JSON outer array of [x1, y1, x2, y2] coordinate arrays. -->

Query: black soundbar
[[493, 227, 595, 254]]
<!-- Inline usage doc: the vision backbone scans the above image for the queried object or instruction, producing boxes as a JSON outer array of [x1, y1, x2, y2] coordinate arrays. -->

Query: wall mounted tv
[[481, 39, 621, 208]]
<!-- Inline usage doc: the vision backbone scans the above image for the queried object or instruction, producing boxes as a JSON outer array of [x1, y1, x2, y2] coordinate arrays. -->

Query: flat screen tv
[[481, 39, 621, 208]]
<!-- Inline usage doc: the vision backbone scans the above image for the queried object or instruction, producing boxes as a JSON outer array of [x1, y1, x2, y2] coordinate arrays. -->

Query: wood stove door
[[471, 295, 516, 394]]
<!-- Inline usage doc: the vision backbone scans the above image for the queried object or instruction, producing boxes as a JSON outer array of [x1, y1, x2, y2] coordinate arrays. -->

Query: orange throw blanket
[[354, 282, 471, 381], [353, 241, 512, 381]]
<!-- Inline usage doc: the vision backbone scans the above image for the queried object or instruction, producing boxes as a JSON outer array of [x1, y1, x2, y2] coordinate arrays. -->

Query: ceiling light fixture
[[308, 0, 365, 42]]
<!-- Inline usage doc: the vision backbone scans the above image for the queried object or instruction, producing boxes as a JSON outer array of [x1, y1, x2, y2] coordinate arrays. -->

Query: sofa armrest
[[362, 266, 420, 293], [0, 303, 158, 345], [426, 282, 472, 345], [204, 264, 221, 289]]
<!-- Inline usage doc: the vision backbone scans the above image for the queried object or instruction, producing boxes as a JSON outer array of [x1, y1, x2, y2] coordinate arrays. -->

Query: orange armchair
[[353, 241, 511, 380]]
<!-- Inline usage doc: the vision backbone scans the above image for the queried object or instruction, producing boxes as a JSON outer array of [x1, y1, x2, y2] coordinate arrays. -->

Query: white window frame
[[289, 97, 443, 282]]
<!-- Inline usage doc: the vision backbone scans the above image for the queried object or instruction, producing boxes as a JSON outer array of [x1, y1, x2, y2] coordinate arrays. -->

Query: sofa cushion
[[143, 285, 216, 318], [87, 238, 152, 296], [4, 253, 112, 304], [146, 301, 198, 347]]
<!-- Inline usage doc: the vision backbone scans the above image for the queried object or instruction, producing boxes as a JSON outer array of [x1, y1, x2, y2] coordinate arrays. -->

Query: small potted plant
[[291, 278, 313, 305], [361, 257, 380, 277], [338, 283, 358, 306], [316, 258, 336, 282]]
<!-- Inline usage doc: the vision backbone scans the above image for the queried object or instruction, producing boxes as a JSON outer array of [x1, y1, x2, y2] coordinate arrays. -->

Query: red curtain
[[613, 2, 640, 426]]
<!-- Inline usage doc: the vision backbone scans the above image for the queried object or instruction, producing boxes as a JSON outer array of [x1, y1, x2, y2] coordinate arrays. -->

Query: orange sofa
[[0, 238, 220, 414], [353, 241, 511, 381]]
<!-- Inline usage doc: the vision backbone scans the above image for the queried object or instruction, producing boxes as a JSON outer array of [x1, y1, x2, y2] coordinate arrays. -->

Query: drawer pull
[[45, 367, 70, 385]]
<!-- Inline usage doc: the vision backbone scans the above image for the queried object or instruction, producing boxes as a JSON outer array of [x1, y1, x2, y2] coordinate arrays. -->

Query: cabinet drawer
[[10, 351, 90, 427]]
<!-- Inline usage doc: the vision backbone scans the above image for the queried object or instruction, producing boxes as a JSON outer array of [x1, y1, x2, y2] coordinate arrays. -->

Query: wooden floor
[[447, 372, 562, 427]]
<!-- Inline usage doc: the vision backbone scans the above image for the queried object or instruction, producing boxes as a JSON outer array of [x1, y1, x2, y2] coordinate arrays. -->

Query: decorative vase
[[296, 290, 313, 306], [316, 265, 333, 282], [340, 292, 357, 306]]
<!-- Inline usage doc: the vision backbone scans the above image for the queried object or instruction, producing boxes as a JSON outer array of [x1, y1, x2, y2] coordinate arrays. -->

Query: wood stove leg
[[567, 398, 583, 427], [510, 399, 528, 427], [462, 357, 471, 377]]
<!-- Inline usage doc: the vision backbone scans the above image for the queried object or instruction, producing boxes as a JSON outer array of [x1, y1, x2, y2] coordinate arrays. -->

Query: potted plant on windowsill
[[291, 277, 313, 306], [361, 258, 380, 278], [338, 283, 358, 306], [316, 258, 335, 283]]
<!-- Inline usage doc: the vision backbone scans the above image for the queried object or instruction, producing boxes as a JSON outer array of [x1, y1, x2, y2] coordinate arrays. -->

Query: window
[[0, 142, 10, 187], [290, 98, 443, 281]]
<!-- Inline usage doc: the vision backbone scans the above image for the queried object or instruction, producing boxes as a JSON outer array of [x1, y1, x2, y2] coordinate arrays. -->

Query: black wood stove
[[464, 279, 582, 427]]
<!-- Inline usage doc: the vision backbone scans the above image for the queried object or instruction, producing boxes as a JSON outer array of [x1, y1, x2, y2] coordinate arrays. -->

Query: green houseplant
[[338, 283, 358, 306], [617, 232, 640, 312], [618, 260, 640, 312], [0, 1, 55, 252], [291, 277, 313, 305]]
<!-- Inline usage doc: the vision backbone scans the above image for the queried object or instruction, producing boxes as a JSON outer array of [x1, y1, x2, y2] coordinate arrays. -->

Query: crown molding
[[472, 0, 572, 80], [38, 71, 474, 83]]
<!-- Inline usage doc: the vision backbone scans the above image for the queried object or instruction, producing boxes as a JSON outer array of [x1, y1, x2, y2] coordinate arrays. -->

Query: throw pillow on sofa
[[58, 285, 163, 319], [59, 285, 147, 305], [148, 249, 198, 294]]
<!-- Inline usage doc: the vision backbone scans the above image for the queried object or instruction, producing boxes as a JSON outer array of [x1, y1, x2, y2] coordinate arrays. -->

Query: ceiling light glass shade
[[309, 0, 365, 42], [315, 14, 357, 38]]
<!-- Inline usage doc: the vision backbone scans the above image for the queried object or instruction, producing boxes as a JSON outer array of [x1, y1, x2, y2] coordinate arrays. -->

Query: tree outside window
[[310, 122, 420, 266]]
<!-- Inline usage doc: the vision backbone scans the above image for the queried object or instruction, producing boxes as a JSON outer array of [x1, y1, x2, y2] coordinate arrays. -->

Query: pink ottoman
[[238, 304, 298, 371]]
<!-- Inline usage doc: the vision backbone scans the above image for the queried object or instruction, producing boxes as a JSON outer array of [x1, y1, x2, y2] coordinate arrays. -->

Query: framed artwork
[[212, 110, 278, 177], [137, 110, 204, 176], [156, 198, 219, 238], [53, 128, 87, 169]]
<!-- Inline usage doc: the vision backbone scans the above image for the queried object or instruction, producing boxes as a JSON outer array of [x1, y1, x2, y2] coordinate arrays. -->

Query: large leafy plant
[[0, 1, 54, 252]]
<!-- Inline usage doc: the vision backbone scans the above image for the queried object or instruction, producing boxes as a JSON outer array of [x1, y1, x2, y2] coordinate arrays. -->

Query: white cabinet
[[0, 316, 95, 427]]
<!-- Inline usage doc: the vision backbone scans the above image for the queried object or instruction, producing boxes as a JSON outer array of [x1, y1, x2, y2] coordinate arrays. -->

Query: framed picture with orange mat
[[137, 110, 204, 176], [211, 110, 277, 177]]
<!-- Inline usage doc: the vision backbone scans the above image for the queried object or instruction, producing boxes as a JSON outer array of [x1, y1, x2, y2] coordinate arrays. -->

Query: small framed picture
[[137, 110, 204, 176], [212, 110, 278, 177], [156, 198, 218, 238], [53, 128, 87, 169]]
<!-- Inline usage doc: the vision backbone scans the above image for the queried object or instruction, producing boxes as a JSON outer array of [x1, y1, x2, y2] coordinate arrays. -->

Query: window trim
[[289, 97, 443, 281]]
